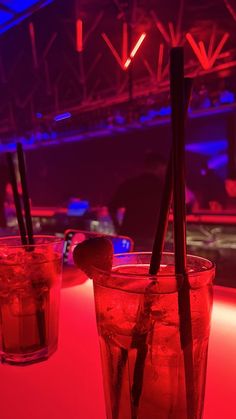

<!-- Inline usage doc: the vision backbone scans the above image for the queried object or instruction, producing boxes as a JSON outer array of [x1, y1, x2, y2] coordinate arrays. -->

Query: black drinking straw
[[149, 77, 193, 275], [7, 144, 45, 347], [130, 76, 194, 418], [16, 142, 34, 245], [171, 47, 187, 275], [6, 152, 28, 245], [16, 143, 46, 345], [170, 47, 195, 419]]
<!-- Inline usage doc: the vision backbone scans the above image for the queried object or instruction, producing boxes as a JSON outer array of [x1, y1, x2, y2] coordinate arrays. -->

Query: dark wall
[[26, 125, 171, 206], [26, 109, 231, 207]]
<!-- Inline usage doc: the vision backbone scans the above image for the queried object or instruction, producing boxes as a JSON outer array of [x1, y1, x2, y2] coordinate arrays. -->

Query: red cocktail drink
[[93, 252, 214, 419], [0, 236, 63, 365]]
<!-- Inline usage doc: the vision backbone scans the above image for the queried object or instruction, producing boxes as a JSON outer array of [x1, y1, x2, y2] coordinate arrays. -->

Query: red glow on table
[[0, 282, 235, 418]]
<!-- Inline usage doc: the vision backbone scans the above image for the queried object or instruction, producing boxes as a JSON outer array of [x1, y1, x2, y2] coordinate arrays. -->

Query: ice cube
[[5, 250, 25, 265]]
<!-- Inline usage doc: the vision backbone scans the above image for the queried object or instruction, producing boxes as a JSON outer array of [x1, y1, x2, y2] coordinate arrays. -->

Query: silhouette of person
[[108, 151, 166, 250]]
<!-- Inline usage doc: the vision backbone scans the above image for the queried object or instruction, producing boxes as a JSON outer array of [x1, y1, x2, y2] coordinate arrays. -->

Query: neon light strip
[[151, 10, 170, 43], [218, 51, 231, 59], [186, 33, 208, 70], [143, 59, 155, 77], [157, 43, 164, 81], [155, 21, 170, 43], [122, 22, 128, 63], [162, 62, 170, 78], [224, 0, 236, 22], [54, 112, 72, 122], [29, 22, 38, 68], [199, 41, 209, 69], [124, 58, 131, 69], [76, 19, 83, 52], [209, 33, 229, 67], [43, 32, 57, 59], [130, 33, 146, 57], [168, 22, 177, 46], [208, 26, 216, 58], [124, 33, 146, 69], [176, 0, 184, 45], [208, 153, 228, 169], [102, 33, 123, 68]]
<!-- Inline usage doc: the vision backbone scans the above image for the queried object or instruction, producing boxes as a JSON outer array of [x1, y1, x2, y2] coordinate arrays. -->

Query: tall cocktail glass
[[92, 252, 215, 419], [0, 235, 63, 365]]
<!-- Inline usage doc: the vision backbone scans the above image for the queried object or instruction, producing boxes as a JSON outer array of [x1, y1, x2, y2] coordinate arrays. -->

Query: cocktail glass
[[92, 252, 215, 419], [0, 235, 63, 366]]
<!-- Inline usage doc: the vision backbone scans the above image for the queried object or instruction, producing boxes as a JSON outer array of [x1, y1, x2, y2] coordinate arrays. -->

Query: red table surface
[[0, 282, 235, 419]]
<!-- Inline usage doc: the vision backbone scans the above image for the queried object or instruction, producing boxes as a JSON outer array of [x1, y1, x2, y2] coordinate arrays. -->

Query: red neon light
[[143, 59, 155, 78], [123, 33, 146, 69], [209, 33, 229, 67], [102, 33, 123, 68], [218, 51, 231, 59], [157, 43, 164, 81], [122, 22, 128, 63], [168, 22, 177, 46], [151, 11, 170, 43], [152, 11, 183, 46], [76, 19, 83, 52], [186, 33, 208, 69], [186, 32, 229, 70], [29, 22, 38, 68], [207, 59, 236, 73], [156, 21, 170, 43], [208, 26, 216, 58], [102, 31, 146, 70], [130, 33, 146, 58], [124, 58, 131, 69], [199, 41, 209, 67], [176, 0, 184, 45], [224, 0, 236, 22]]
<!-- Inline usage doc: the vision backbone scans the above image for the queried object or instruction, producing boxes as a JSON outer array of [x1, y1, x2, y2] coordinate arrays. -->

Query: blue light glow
[[185, 140, 228, 155], [111, 237, 132, 253], [0, 1, 53, 34], [219, 90, 235, 105], [54, 112, 72, 122], [139, 109, 159, 123], [0, 10, 13, 26], [3, 1, 40, 13], [208, 153, 228, 169], [159, 106, 171, 116], [67, 200, 89, 217]]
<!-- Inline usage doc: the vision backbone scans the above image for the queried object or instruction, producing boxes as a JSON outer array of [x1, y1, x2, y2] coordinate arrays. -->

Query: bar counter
[[0, 274, 235, 419]]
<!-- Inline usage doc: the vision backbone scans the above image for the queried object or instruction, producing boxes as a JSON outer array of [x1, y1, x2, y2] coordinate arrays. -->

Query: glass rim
[[103, 251, 215, 280], [0, 235, 63, 249]]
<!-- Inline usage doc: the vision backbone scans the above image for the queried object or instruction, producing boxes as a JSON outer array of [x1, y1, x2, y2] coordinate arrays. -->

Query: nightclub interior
[[0, 1, 235, 419]]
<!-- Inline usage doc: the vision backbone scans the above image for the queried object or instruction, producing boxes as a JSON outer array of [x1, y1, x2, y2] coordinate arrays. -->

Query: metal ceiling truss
[[0, 0, 236, 142]]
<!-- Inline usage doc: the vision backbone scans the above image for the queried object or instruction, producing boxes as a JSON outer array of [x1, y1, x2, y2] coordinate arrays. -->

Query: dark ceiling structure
[[0, 1, 52, 33], [1, 0, 236, 147]]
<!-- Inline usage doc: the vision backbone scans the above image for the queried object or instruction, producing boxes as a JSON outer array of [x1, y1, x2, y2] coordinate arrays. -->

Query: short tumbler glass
[[0, 235, 63, 366]]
